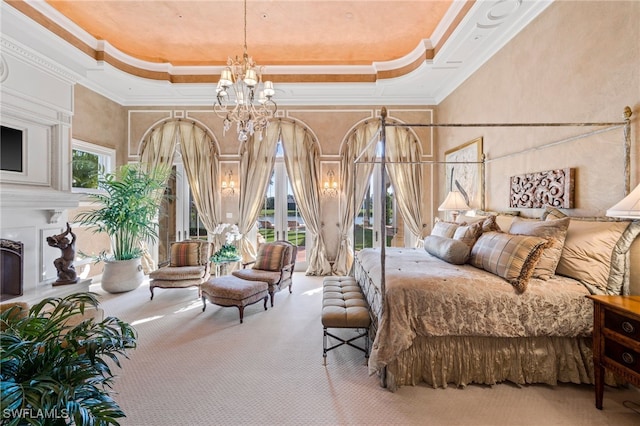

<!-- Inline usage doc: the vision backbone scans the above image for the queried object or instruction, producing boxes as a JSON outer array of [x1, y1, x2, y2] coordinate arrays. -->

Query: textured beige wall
[[437, 1, 639, 214], [71, 85, 128, 276], [436, 1, 639, 293], [73, 85, 128, 166]]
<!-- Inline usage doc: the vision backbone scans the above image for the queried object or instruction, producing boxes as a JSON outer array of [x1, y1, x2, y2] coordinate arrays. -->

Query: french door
[[259, 159, 308, 271], [159, 156, 309, 270], [355, 163, 415, 249], [157, 162, 208, 264]]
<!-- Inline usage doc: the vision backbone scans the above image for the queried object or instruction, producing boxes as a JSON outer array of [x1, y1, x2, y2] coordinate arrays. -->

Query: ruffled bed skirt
[[380, 335, 600, 392]]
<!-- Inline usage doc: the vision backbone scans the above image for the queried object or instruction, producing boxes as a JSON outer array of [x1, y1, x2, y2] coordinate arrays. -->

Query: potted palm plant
[[75, 163, 170, 293], [0, 292, 137, 425]]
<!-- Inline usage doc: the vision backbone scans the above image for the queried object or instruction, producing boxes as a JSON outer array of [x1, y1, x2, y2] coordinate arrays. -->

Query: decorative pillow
[[475, 209, 521, 217], [452, 221, 483, 248], [431, 219, 460, 238], [553, 218, 638, 295], [544, 207, 640, 295], [541, 206, 568, 221], [170, 241, 209, 267], [480, 215, 502, 233], [254, 243, 287, 271], [456, 213, 484, 225], [494, 215, 514, 232], [509, 216, 570, 280], [469, 232, 548, 293], [424, 235, 470, 265], [276, 242, 293, 266], [456, 214, 501, 233]]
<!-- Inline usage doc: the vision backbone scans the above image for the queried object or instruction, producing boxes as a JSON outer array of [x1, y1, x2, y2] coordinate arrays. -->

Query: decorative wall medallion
[[510, 168, 575, 208]]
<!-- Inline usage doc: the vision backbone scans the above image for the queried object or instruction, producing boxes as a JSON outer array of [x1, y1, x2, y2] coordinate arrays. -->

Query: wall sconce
[[322, 169, 339, 197], [221, 170, 235, 196]]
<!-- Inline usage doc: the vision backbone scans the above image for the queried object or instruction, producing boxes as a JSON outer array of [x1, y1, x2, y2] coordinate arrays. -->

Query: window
[[72, 140, 115, 193]]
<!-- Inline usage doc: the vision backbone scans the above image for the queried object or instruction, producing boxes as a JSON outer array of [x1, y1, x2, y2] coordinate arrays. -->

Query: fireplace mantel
[[0, 186, 81, 223]]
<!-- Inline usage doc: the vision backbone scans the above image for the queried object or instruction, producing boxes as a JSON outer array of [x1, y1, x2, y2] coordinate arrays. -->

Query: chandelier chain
[[213, 0, 277, 142], [243, 0, 248, 54]]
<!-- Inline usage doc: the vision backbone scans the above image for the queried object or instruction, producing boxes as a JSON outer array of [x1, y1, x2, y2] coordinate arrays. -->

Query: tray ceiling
[[1, 0, 553, 106]]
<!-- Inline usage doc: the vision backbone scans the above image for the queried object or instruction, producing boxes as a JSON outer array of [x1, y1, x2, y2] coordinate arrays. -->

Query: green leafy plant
[[0, 292, 137, 426], [75, 164, 170, 261]]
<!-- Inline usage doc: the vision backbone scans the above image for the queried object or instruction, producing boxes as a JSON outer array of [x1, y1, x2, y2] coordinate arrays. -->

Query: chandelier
[[214, 0, 277, 142]]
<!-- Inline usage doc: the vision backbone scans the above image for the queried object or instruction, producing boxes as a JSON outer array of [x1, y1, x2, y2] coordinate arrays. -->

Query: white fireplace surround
[[0, 35, 82, 299]]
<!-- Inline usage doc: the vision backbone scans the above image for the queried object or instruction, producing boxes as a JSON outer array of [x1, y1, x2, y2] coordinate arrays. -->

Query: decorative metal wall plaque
[[509, 168, 575, 208]]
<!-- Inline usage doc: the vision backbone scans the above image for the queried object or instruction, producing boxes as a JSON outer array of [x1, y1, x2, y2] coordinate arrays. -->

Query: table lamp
[[438, 190, 470, 222], [606, 183, 640, 219]]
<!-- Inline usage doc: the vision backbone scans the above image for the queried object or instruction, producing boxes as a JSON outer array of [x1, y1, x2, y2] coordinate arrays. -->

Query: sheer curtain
[[280, 121, 332, 275], [385, 126, 426, 245], [237, 123, 280, 262], [332, 121, 380, 276], [138, 120, 180, 272], [139, 121, 179, 171], [178, 122, 220, 236]]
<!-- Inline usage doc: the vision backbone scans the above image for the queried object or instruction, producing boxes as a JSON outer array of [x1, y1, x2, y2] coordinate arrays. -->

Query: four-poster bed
[[352, 106, 638, 391]]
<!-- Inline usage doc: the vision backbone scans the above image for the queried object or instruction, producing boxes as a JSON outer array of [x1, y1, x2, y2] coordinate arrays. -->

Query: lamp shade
[[438, 191, 470, 211], [606, 183, 640, 219]]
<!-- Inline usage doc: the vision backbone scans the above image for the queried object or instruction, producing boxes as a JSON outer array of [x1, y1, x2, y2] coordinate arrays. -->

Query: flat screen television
[[0, 125, 23, 172]]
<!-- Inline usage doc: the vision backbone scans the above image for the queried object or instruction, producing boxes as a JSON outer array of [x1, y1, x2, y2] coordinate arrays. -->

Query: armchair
[[149, 240, 212, 300], [232, 240, 297, 307]]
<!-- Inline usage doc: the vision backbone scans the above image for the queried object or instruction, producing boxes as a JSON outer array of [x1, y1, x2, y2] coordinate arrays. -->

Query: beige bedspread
[[355, 248, 593, 375]]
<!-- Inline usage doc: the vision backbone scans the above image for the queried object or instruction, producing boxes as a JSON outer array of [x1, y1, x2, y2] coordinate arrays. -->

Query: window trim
[[71, 139, 116, 194]]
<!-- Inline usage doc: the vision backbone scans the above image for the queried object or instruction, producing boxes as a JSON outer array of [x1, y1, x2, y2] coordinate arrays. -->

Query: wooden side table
[[587, 295, 640, 409]]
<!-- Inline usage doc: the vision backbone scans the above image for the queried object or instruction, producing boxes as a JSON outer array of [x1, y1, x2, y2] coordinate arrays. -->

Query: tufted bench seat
[[201, 275, 269, 324], [322, 276, 371, 365]]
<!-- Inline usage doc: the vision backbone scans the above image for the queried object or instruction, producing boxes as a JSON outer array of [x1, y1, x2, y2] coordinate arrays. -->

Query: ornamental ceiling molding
[[0, 37, 79, 84], [10, 0, 473, 85], [1, 0, 552, 106]]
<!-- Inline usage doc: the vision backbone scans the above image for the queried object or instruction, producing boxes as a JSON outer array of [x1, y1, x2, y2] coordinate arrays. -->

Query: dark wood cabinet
[[587, 295, 640, 409]]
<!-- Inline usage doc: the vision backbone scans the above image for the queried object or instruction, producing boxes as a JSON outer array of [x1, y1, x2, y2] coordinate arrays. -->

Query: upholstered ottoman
[[321, 276, 371, 364], [201, 275, 269, 324]]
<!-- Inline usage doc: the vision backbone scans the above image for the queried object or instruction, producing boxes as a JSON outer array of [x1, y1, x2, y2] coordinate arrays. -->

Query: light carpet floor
[[89, 274, 640, 426]]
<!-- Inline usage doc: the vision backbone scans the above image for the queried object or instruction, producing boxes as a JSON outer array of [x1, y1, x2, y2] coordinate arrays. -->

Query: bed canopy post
[[379, 107, 388, 310], [623, 106, 632, 194]]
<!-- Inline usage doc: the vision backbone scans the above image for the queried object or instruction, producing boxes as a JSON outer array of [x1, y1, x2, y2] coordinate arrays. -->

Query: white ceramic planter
[[101, 258, 144, 293]]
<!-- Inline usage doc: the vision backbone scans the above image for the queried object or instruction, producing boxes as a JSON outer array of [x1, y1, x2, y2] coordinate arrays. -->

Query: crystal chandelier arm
[[213, 0, 277, 142]]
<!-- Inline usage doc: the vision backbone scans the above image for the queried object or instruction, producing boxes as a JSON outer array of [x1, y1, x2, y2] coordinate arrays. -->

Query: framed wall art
[[444, 137, 484, 210]]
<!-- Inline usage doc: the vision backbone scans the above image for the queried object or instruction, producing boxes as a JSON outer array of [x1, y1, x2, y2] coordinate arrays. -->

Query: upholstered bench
[[321, 276, 371, 365], [201, 275, 269, 324]]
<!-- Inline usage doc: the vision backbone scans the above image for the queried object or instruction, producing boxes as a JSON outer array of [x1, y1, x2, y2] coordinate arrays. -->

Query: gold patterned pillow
[[170, 241, 209, 267], [452, 221, 483, 248], [254, 243, 288, 271], [431, 220, 460, 238], [543, 207, 640, 295], [509, 217, 570, 280], [470, 232, 548, 293], [556, 219, 637, 295]]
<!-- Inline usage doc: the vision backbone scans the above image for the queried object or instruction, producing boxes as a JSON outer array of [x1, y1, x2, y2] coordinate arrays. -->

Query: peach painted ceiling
[[45, 0, 454, 67], [3, 0, 550, 105]]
